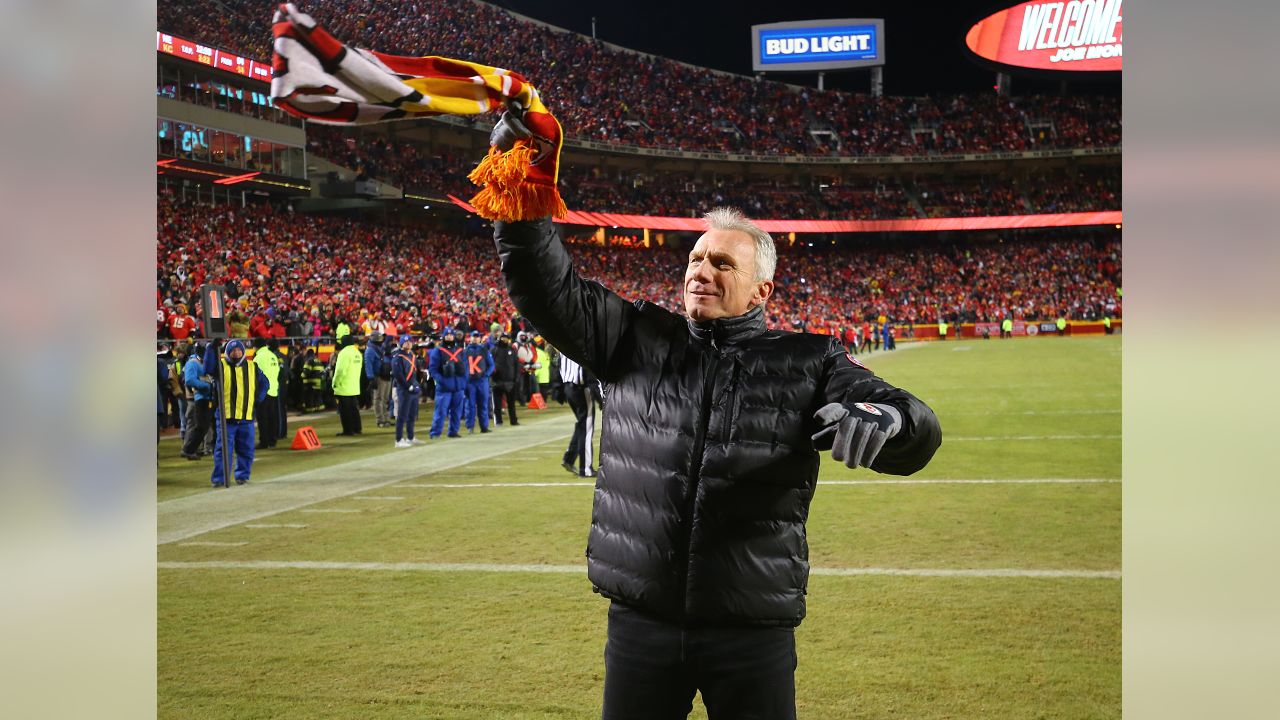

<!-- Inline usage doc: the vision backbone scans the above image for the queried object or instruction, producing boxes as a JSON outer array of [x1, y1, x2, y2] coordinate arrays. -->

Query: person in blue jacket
[[182, 342, 215, 460], [391, 335, 423, 447], [364, 331, 392, 428], [204, 338, 269, 487], [464, 330, 495, 434], [428, 327, 467, 439]]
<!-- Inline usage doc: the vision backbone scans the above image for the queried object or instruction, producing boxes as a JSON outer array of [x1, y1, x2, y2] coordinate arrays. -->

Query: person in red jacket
[[168, 303, 197, 340]]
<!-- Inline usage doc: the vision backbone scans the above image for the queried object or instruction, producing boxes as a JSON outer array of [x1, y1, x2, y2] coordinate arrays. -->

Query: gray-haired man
[[491, 111, 941, 720]]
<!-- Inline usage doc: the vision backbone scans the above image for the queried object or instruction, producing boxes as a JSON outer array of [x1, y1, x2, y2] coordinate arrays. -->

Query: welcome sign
[[965, 0, 1123, 72]]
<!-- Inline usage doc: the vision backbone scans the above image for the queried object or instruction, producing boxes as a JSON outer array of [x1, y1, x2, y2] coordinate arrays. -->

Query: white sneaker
[[410, 438, 425, 445], [395, 439, 411, 448]]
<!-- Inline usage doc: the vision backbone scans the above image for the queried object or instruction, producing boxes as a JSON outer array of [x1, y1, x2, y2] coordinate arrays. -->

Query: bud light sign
[[752, 19, 886, 72]]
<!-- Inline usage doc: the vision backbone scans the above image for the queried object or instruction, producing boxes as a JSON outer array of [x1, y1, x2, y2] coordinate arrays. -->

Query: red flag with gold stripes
[[269, 3, 566, 222]]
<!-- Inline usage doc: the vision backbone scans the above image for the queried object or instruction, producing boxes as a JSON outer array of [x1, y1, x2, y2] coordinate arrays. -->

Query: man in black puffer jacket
[[493, 96, 940, 720]]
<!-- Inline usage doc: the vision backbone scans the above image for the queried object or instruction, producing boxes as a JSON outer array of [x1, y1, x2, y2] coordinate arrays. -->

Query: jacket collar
[[687, 305, 766, 348]]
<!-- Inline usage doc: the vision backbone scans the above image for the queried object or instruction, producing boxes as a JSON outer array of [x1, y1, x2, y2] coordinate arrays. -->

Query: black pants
[[491, 382, 519, 424], [182, 399, 213, 456], [602, 603, 797, 720], [337, 395, 362, 434], [563, 383, 596, 475], [276, 394, 289, 440], [257, 396, 279, 448]]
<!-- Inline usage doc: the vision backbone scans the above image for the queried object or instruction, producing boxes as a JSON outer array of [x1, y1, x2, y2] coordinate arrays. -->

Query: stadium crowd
[[157, 196, 1121, 346], [158, 0, 1120, 158], [302, 123, 1119, 218]]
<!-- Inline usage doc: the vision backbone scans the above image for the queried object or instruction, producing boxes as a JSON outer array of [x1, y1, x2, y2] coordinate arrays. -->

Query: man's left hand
[[811, 402, 902, 469]]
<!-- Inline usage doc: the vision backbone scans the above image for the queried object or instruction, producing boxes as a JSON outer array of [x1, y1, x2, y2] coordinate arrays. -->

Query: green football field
[[157, 335, 1121, 719]]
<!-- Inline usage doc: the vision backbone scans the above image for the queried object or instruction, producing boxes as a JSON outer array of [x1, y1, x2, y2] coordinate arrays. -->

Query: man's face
[[683, 229, 774, 322], [228, 346, 244, 362]]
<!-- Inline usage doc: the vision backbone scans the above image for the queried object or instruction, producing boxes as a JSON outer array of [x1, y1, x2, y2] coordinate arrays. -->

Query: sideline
[[158, 413, 573, 545]]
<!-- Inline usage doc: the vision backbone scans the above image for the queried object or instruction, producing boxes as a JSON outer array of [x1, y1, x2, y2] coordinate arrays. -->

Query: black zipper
[[678, 343, 721, 618]]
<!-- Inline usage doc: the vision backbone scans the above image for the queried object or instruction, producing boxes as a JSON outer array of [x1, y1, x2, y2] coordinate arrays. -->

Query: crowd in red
[[158, 0, 1120, 158], [304, 124, 1119, 219], [156, 195, 1121, 343]]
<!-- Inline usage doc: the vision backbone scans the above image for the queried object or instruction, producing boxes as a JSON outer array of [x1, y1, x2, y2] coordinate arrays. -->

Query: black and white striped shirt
[[559, 354, 584, 385]]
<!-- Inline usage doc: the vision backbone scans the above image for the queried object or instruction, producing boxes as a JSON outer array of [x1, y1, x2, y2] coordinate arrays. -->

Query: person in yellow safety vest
[[534, 338, 552, 398], [332, 335, 364, 435], [1001, 317, 1014, 339], [253, 338, 282, 450], [1056, 316, 1067, 336], [937, 319, 949, 341], [203, 338, 268, 487], [302, 348, 326, 411], [335, 318, 352, 343], [1103, 316, 1113, 335]]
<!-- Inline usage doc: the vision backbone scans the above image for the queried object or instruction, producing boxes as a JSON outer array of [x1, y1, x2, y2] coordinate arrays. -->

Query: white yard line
[[158, 559, 1119, 580], [398, 482, 596, 489], [819, 478, 1119, 485], [941, 409, 1120, 416], [159, 413, 574, 545], [244, 524, 308, 529], [947, 434, 1121, 441], [394, 479, 1117, 489]]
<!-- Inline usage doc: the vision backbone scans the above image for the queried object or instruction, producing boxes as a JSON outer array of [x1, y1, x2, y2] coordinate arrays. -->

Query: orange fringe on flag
[[467, 144, 568, 222]]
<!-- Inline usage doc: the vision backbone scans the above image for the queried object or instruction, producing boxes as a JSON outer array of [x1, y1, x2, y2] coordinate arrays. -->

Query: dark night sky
[[494, 0, 1119, 97]]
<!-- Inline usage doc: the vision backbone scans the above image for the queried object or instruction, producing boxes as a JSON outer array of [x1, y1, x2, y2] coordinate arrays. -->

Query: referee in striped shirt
[[559, 353, 599, 477]]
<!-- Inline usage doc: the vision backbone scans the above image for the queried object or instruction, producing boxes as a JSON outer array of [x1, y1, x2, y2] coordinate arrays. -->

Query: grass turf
[[159, 336, 1121, 718]]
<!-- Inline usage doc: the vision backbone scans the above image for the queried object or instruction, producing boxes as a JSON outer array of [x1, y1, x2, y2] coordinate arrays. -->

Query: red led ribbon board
[[157, 31, 274, 83], [965, 0, 1123, 72]]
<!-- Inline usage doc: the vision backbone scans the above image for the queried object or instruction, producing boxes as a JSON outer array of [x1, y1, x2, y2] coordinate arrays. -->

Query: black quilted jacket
[[495, 218, 941, 627]]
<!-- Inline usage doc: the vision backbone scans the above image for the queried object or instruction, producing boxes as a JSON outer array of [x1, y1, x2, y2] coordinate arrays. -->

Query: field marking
[[399, 482, 595, 489], [947, 434, 1120, 441], [176, 541, 248, 547], [351, 496, 405, 501], [158, 559, 1119, 580], [819, 478, 1119, 485], [395, 479, 1116, 489], [244, 524, 308, 529], [158, 413, 574, 545], [299, 509, 362, 514], [942, 409, 1120, 416]]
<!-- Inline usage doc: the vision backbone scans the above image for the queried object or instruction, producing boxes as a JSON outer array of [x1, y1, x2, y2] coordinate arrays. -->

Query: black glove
[[811, 402, 903, 469], [490, 103, 532, 152], [551, 384, 566, 405]]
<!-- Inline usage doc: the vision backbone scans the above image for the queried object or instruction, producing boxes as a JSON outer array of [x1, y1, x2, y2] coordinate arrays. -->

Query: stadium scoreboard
[[751, 19, 886, 72]]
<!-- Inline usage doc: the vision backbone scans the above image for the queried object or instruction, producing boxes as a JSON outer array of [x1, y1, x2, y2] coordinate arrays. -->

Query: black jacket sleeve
[[494, 218, 640, 382], [817, 338, 942, 475]]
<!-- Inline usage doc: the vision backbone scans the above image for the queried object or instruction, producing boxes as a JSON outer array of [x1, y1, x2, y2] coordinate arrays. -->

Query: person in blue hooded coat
[[203, 338, 268, 487], [463, 330, 495, 434], [428, 328, 466, 438]]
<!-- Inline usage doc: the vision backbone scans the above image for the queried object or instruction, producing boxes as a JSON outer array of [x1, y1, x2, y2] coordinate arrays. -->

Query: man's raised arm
[[494, 218, 637, 381]]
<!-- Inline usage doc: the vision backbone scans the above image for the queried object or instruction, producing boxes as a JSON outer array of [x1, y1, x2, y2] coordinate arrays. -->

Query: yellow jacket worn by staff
[[535, 347, 551, 385], [332, 343, 363, 397], [255, 346, 281, 397], [203, 339, 268, 421]]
